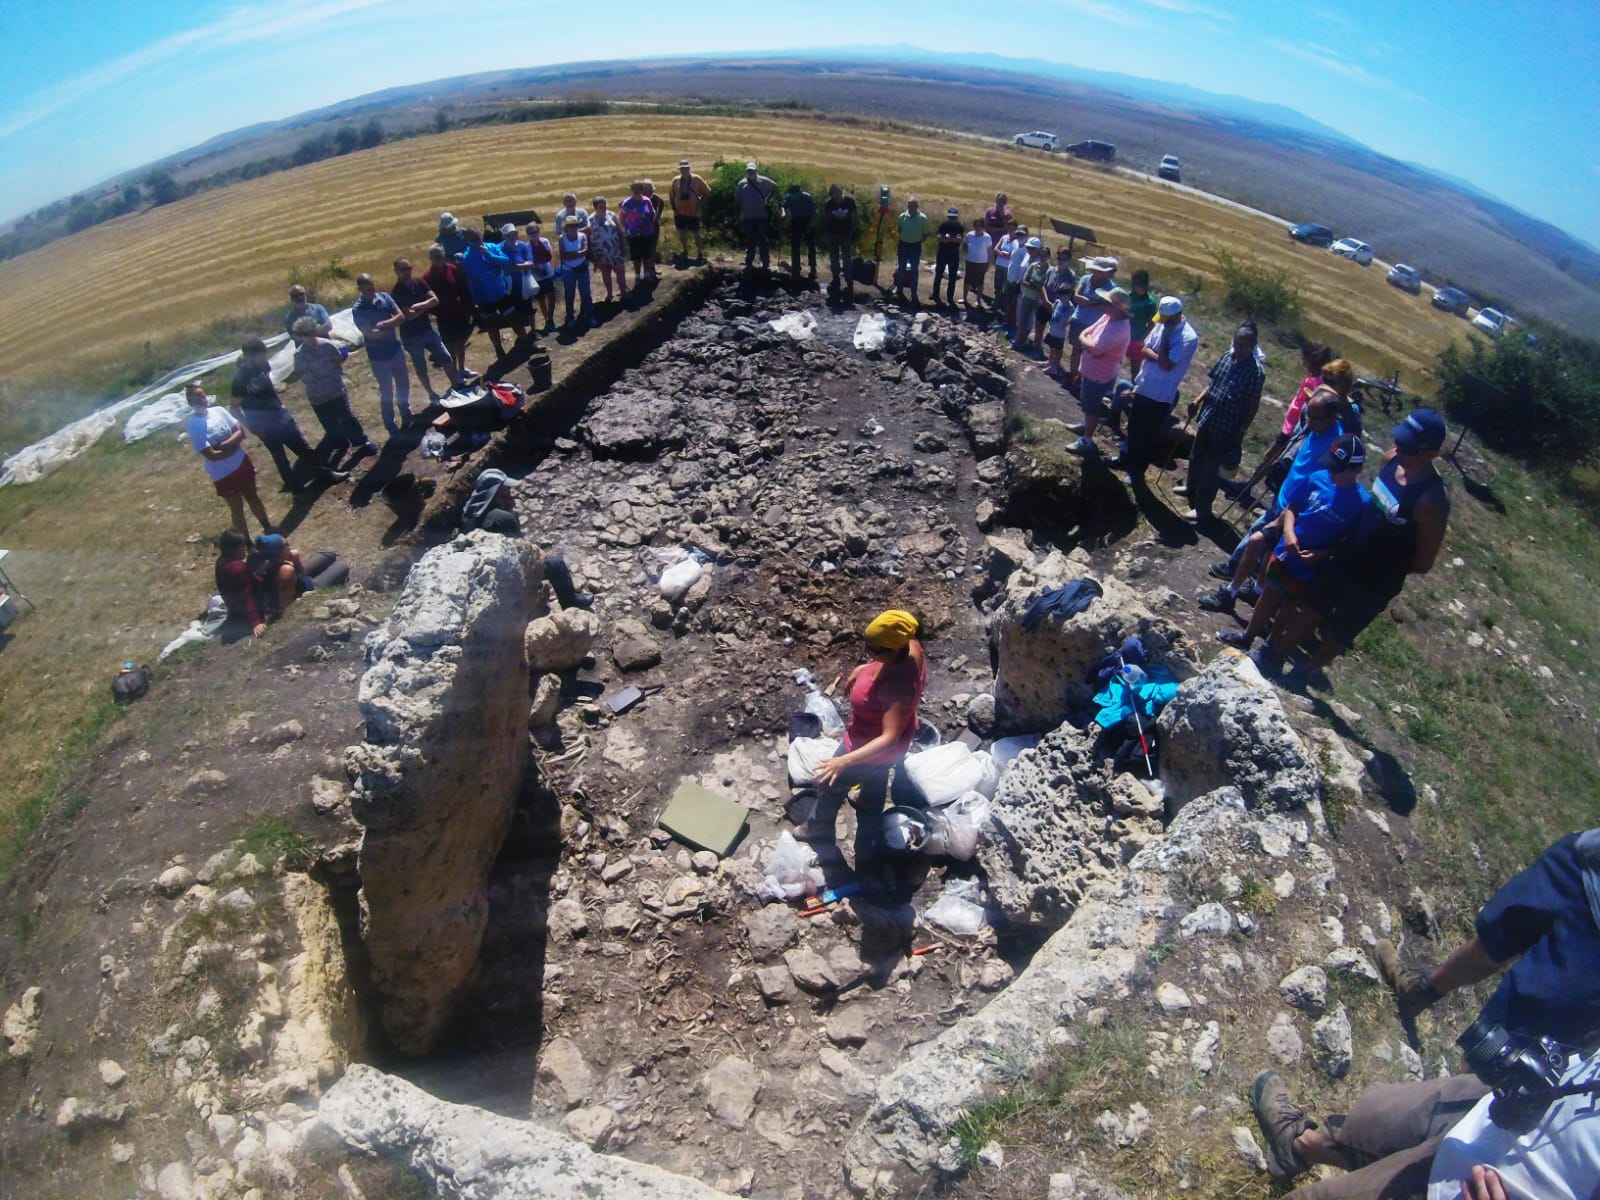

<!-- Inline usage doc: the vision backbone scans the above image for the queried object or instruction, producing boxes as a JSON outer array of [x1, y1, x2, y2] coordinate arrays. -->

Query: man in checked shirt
[[1181, 320, 1266, 525]]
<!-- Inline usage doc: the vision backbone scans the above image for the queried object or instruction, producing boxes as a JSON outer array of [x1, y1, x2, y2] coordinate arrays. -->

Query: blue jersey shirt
[[1276, 423, 1344, 512], [1273, 470, 1368, 580], [458, 242, 511, 305]]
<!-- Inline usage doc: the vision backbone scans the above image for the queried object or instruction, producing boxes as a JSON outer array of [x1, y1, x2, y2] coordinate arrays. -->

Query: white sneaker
[[1067, 436, 1097, 454], [1065, 422, 1085, 434], [1181, 508, 1199, 521]]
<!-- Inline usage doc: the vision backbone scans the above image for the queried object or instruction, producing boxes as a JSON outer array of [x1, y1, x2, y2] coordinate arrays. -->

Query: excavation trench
[[336, 279, 1130, 1195]]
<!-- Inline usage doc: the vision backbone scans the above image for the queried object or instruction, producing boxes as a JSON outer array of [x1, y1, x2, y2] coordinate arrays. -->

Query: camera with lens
[[1457, 1016, 1571, 1132]]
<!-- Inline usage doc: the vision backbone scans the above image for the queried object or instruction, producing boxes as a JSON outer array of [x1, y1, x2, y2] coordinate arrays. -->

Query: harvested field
[[0, 113, 1468, 393]]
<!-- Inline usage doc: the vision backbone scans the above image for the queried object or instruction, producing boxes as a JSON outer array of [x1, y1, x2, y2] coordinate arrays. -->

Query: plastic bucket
[[527, 350, 553, 393]]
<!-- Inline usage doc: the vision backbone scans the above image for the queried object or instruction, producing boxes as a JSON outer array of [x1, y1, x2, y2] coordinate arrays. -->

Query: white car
[[1471, 307, 1510, 337], [1158, 154, 1181, 181], [1013, 131, 1060, 152], [1330, 238, 1374, 266], [1387, 263, 1422, 293]]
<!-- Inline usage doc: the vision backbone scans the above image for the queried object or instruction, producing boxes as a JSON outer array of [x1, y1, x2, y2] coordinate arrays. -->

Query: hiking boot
[[1217, 629, 1251, 647], [562, 592, 595, 611], [1238, 579, 1263, 604], [1376, 940, 1443, 1018], [1198, 587, 1237, 613], [1207, 561, 1234, 581], [1250, 1071, 1314, 1182]]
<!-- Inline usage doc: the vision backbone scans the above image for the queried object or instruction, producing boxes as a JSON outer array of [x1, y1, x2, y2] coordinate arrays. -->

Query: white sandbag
[[923, 878, 987, 935], [658, 558, 704, 601], [903, 742, 1000, 807], [853, 311, 887, 351], [924, 791, 991, 861], [768, 311, 818, 342], [786, 735, 841, 786], [754, 831, 824, 903], [123, 392, 190, 442]]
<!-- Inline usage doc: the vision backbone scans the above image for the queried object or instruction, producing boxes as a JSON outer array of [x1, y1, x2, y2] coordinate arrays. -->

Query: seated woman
[[808, 610, 928, 866], [461, 468, 592, 609], [215, 530, 269, 639], [250, 533, 346, 617]]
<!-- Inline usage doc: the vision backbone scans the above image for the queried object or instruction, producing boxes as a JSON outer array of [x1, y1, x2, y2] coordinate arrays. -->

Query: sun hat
[[1026, 236, 1042, 250], [1157, 295, 1184, 316], [947, 206, 959, 216], [500, 223, 517, 237], [1324, 434, 1367, 470], [255, 533, 286, 555], [439, 212, 456, 227], [1081, 255, 1118, 273], [745, 161, 758, 171], [1392, 408, 1447, 454], [678, 158, 690, 168], [1095, 285, 1132, 313], [563, 216, 580, 226], [864, 609, 919, 651]]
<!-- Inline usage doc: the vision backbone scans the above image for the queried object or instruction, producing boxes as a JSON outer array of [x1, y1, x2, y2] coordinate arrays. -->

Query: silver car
[[1387, 263, 1421, 293]]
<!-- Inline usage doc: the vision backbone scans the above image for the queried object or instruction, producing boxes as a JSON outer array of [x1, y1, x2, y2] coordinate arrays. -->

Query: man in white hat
[[436, 212, 468, 261], [1123, 294, 1201, 486], [735, 161, 778, 271]]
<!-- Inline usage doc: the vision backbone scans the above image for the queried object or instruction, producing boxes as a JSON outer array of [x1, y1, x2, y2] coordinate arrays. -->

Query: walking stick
[[1217, 425, 1308, 522], [1118, 653, 1154, 776]]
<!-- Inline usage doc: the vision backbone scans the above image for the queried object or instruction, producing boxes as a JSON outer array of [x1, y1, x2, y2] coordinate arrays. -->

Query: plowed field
[[0, 113, 1465, 390]]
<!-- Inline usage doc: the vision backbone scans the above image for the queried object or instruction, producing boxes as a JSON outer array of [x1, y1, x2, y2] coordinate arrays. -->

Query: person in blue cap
[[1273, 408, 1451, 687]]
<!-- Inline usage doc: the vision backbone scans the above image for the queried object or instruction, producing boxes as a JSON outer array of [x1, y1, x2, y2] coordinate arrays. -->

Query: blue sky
[[1, 0, 1596, 248]]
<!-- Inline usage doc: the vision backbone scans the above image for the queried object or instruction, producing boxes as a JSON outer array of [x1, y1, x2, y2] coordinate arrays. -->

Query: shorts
[[474, 295, 515, 323], [674, 214, 701, 231], [436, 314, 472, 342], [213, 456, 257, 499], [627, 234, 653, 260], [1314, 568, 1400, 647], [1263, 555, 1311, 604], [1079, 375, 1116, 416], [1044, 332, 1066, 350], [965, 262, 989, 288], [1067, 318, 1091, 347], [1125, 338, 1146, 368]]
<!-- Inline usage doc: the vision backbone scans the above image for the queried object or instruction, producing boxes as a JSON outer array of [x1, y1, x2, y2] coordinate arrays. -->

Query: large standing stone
[[1157, 654, 1320, 814], [988, 569, 1186, 735], [320, 1065, 735, 1198], [345, 531, 540, 1055]]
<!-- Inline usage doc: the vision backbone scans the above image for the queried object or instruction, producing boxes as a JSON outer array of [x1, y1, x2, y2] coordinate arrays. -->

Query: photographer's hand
[[1459, 1164, 1507, 1200]]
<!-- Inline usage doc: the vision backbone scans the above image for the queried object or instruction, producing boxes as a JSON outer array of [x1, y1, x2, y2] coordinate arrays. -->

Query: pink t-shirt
[[1283, 373, 1322, 437], [845, 653, 926, 764], [1079, 313, 1131, 384]]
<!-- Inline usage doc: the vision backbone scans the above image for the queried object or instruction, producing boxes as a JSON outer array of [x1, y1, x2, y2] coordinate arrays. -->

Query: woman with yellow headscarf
[[807, 609, 928, 854]]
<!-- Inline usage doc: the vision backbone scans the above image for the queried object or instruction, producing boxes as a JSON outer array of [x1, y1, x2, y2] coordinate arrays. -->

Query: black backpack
[[112, 663, 151, 703]]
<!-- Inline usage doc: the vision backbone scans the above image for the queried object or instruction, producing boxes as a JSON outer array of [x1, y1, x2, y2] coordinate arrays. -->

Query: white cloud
[[0, 0, 386, 139], [1136, 0, 1234, 19]]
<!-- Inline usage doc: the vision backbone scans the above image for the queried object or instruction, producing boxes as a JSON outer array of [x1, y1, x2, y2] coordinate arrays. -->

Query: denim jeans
[[741, 216, 771, 268], [308, 392, 370, 459], [827, 233, 855, 292], [561, 264, 593, 325], [237, 406, 319, 487], [896, 241, 923, 298], [401, 328, 463, 393], [367, 351, 410, 431]]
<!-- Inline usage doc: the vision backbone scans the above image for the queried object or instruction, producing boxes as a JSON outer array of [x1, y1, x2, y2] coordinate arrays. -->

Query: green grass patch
[[237, 814, 316, 872]]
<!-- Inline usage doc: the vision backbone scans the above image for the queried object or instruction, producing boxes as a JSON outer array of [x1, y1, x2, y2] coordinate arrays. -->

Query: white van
[[1013, 131, 1061, 152]]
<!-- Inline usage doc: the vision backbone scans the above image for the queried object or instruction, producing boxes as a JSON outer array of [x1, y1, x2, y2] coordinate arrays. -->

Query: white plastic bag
[[787, 736, 841, 786], [658, 558, 704, 601], [754, 831, 825, 903], [903, 743, 1001, 807], [990, 734, 1040, 771], [924, 792, 991, 861], [923, 878, 987, 935], [803, 691, 845, 739]]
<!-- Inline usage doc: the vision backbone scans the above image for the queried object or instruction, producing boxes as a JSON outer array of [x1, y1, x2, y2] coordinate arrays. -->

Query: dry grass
[[0, 113, 1467, 392]]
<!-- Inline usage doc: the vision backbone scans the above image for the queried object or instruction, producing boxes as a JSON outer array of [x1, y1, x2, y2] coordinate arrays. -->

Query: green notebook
[[658, 781, 749, 857]]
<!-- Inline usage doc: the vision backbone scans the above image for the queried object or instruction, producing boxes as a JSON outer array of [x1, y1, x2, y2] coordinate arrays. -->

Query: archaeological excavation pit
[[332, 278, 1216, 1196]]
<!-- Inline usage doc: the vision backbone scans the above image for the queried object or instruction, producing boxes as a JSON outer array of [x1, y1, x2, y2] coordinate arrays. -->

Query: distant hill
[[19, 54, 1600, 338]]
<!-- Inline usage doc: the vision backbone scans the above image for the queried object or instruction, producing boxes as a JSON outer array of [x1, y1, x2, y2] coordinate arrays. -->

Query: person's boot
[[1376, 940, 1444, 1019], [1250, 1071, 1314, 1182]]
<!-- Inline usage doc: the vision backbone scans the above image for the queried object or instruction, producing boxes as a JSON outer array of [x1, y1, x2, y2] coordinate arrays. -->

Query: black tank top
[[1348, 455, 1446, 595]]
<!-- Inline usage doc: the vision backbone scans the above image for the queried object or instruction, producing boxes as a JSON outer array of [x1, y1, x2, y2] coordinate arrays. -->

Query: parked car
[[1013, 131, 1060, 152], [1387, 263, 1422, 293], [1158, 154, 1181, 182], [1432, 287, 1473, 316], [1288, 222, 1334, 247], [1330, 237, 1374, 266], [1065, 139, 1116, 163], [1471, 307, 1510, 337]]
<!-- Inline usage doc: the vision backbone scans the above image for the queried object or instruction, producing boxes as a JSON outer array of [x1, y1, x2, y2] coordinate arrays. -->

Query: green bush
[[1211, 246, 1302, 325], [701, 160, 887, 258], [1435, 332, 1600, 471]]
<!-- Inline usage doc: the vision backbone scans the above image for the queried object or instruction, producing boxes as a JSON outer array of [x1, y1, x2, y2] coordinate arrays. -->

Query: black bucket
[[527, 350, 553, 393]]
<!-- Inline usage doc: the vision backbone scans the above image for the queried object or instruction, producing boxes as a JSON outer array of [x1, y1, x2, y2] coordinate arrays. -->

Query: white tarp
[[1, 307, 364, 488], [852, 312, 887, 352], [122, 392, 190, 443], [768, 311, 819, 342]]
